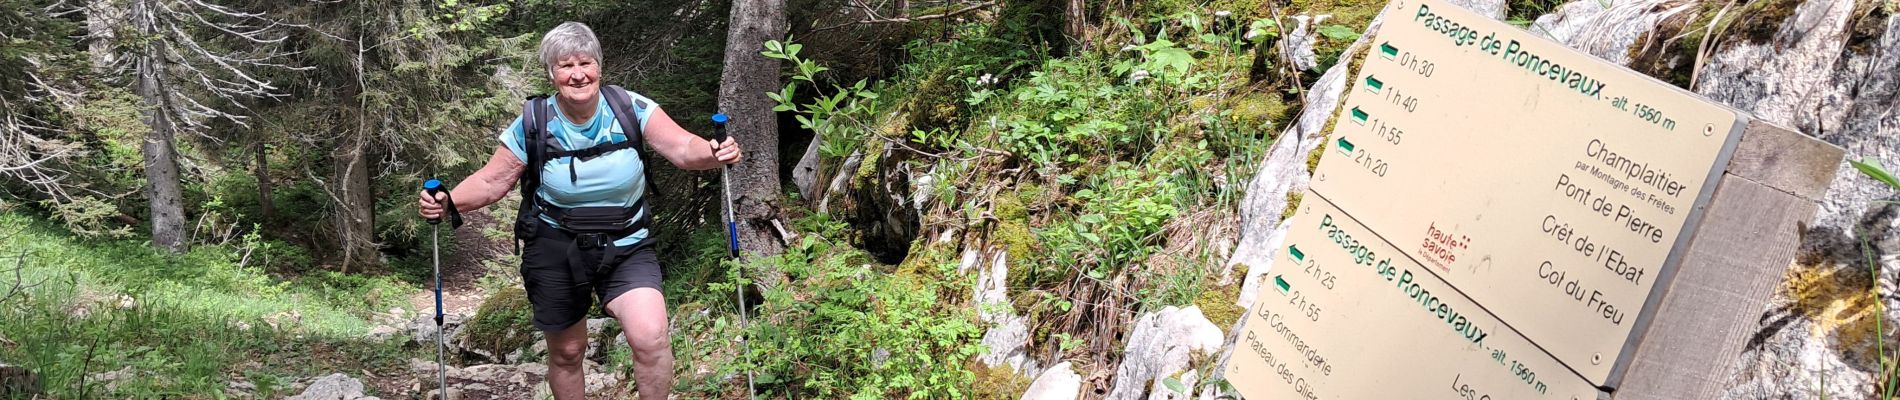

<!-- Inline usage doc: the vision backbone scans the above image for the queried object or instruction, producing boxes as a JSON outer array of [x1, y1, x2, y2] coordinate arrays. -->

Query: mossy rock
[[1194, 263, 1251, 330], [968, 360, 1035, 400], [993, 191, 1029, 223], [1281, 191, 1305, 222], [462, 286, 537, 360], [1229, 91, 1290, 130]]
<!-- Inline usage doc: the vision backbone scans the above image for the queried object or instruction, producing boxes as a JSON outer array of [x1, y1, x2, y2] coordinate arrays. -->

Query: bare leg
[[606, 287, 673, 399], [543, 321, 591, 400]]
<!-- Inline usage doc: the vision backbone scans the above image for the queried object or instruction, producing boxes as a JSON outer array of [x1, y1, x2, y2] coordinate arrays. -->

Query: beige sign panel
[[1229, 193, 1601, 400], [1305, 0, 1744, 384]]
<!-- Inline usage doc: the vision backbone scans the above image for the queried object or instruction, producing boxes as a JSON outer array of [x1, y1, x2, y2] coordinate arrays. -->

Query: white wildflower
[[1215, 10, 1232, 18]]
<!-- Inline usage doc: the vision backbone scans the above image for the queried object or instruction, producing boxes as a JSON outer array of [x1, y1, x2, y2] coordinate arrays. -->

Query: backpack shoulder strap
[[600, 85, 647, 145], [599, 85, 662, 199], [519, 95, 556, 194], [512, 95, 555, 254]]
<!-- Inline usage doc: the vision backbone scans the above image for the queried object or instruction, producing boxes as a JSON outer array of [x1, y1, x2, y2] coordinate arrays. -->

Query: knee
[[547, 338, 588, 369], [625, 324, 671, 360]]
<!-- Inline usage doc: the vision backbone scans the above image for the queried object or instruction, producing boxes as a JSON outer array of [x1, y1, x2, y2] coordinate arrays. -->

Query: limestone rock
[[1105, 306, 1224, 400], [973, 251, 1037, 375], [1283, 14, 1330, 72], [1227, 10, 1376, 314], [1531, 0, 1695, 66], [1019, 361, 1081, 400], [286, 373, 367, 400], [1147, 369, 1198, 400], [412, 312, 468, 348], [1444, 0, 1505, 20]]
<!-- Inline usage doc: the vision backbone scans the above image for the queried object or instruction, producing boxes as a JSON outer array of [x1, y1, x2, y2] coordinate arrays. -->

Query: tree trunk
[[1066, 0, 1086, 44], [133, 0, 188, 253], [85, 0, 123, 75], [254, 142, 274, 220], [718, 0, 789, 258], [333, 136, 377, 272]]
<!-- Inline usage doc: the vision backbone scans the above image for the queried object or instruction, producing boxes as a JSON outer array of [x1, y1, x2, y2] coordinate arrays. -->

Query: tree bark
[[133, 0, 188, 253], [718, 0, 789, 258], [792, 136, 822, 203], [333, 134, 377, 272], [1066, 0, 1087, 44], [254, 142, 274, 220]]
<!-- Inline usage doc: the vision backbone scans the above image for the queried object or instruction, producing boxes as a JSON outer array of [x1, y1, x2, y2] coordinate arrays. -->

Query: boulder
[[286, 373, 367, 400], [1104, 306, 1223, 400], [1019, 361, 1081, 400], [1530, 0, 1694, 66]]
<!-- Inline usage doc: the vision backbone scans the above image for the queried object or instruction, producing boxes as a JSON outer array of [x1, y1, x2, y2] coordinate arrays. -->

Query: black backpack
[[511, 85, 656, 255]]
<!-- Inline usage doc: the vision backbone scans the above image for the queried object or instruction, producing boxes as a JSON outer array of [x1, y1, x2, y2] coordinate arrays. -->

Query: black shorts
[[519, 220, 663, 331]]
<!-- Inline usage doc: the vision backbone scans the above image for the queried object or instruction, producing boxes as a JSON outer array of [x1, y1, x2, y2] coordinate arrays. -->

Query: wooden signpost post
[[1226, 0, 1845, 399]]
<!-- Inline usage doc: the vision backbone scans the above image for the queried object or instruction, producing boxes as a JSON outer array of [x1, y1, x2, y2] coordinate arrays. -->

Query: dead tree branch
[[812, 0, 995, 32]]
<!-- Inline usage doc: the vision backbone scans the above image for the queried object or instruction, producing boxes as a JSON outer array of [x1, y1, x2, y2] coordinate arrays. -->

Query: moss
[[854, 139, 888, 184], [1305, 137, 1329, 174], [1846, 0, 1893, 55], [1285, 0, 1387, 33], [993, 191, 1029, 222], [988, 193, 1048, 290], [903, 65, 967, 132], [898, 238, 951, 276], [968, 360, 1035, 400], [1229, 91, 1290, 130], [1281, 191, 1304, 222], [1630, 0, 1804, 87], [463, 286, 537, 360], [1194, 263, 1249, 330]]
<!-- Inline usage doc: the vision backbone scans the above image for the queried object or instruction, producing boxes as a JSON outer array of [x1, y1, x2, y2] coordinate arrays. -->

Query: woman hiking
[[416, 21, 742, 399]]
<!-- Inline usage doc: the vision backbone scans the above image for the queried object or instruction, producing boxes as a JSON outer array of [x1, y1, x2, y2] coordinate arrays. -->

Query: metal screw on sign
[[1704, 124, 1716, 137]]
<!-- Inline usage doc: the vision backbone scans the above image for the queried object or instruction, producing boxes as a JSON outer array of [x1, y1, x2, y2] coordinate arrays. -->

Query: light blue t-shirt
[[501, 88, 656, 246]]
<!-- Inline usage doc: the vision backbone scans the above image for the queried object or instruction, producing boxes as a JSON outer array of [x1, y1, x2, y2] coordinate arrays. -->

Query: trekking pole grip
[[711, 113, 730, 142], [423, 179, 463, 228]]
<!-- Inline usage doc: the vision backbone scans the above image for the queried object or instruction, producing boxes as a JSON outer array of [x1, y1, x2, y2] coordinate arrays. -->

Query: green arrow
[[1336, 137, 1356, 153], [1288, 245, 1305, 261], [1380, 42, 1399, 58], [1274, 275, 1291, 294], [1350, 107, 1369, 124], [1364, 75, 1384, 93]]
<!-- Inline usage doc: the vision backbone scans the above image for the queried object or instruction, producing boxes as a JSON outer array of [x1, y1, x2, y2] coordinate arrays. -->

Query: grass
[[0, 211, 421, 398]]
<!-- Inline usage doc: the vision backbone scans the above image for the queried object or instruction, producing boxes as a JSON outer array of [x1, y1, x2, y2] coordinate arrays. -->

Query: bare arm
[[643, 106, 740, 170], [418, 145, 523, 218]]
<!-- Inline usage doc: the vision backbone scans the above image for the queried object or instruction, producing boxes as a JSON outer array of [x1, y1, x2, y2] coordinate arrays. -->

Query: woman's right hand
[[418, 190, 449, 220]]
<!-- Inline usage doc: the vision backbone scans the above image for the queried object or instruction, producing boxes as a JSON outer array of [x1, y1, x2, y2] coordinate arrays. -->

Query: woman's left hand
[[711, 137, 742, 165]]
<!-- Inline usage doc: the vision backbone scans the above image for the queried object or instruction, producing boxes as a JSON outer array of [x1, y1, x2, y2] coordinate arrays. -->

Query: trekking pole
[[422, 179, 462, 400], [711, 113, 757, 400]]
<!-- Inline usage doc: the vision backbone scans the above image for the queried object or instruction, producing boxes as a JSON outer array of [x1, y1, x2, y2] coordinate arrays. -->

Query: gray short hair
[[538, 22, 602, 75]]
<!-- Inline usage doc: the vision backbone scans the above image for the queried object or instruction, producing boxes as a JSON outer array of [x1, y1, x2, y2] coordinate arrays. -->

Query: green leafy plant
[[763, 39, 883, 159], [721, 216, 984, 399]]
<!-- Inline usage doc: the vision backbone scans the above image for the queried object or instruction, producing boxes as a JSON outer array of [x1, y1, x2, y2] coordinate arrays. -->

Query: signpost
[[1226, 0, 1846, 399]]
